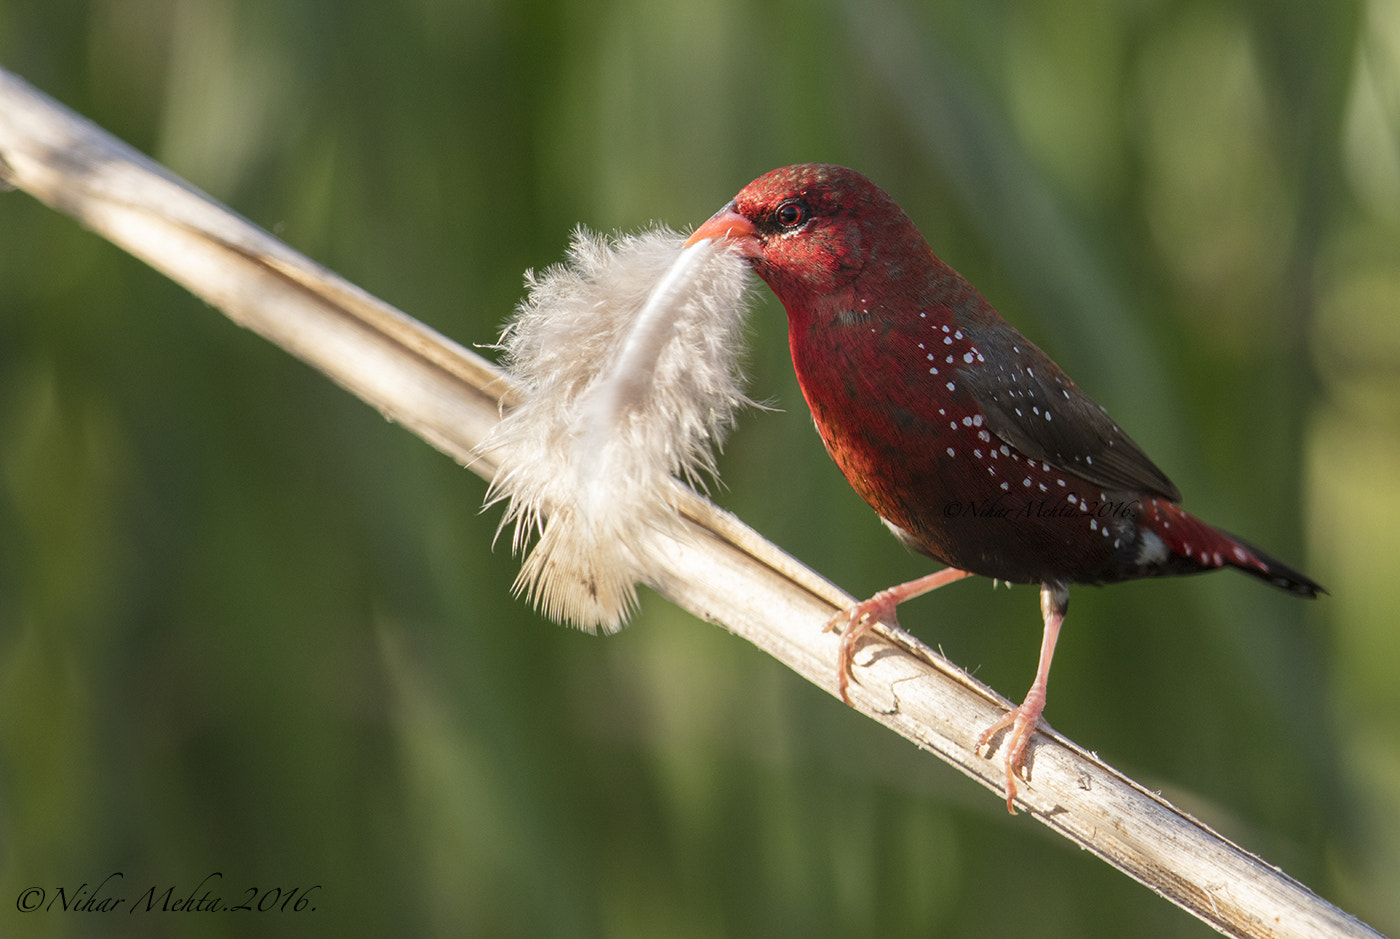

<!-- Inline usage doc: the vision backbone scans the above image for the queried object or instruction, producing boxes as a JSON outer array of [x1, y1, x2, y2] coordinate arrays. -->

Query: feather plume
[[481, 227, 755, 631]]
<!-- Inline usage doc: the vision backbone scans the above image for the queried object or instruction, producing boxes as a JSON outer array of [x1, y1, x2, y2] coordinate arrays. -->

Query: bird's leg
[[977, 582, 1069, 814], [827, 567, 972, 704]]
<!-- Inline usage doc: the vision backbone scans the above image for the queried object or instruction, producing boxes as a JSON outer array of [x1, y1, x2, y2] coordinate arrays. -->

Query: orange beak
[[685, 202, 761, 256]]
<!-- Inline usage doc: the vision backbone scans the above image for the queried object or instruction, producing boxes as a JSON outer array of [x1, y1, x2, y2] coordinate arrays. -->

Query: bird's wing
[[959, 328, 1182, 502]]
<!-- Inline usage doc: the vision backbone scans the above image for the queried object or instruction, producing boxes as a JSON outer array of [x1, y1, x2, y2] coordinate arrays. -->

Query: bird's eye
[[775, 198, 809, 229]]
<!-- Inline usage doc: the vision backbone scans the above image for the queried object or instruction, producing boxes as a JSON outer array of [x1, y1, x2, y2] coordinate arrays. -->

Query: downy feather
[[481, 227, 754, 631]]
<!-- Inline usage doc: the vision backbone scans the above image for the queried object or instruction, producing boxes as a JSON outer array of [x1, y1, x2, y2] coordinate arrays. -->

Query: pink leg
[[828, 567, 973, 704], [977, 583, 1069, 814]]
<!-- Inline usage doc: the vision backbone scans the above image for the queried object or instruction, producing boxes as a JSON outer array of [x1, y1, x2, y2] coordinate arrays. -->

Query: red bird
[[687, 163, 1322, 812]]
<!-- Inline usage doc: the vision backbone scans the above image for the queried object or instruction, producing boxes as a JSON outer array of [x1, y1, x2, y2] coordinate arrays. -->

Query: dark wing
[[959, 326, 1182, 502]]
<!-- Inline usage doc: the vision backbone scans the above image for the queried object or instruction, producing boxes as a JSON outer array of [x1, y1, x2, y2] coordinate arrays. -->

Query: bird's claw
[[977, 701, 1043, 814], [827, 593, 901, 705]]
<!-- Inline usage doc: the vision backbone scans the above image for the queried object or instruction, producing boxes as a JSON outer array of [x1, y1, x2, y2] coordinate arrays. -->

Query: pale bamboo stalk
[[0, 67, 1381, 939]]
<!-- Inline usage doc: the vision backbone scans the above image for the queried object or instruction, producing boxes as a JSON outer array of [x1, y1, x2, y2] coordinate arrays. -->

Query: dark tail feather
[[1221, 531, 1326, 598]]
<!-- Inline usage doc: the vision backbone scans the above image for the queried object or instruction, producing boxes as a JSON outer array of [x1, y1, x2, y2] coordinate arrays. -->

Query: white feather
[[480, 227, 755, 631]]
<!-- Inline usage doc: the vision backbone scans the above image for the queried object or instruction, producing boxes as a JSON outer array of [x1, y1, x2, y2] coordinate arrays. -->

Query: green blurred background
[[2, 0, 1398, 935]]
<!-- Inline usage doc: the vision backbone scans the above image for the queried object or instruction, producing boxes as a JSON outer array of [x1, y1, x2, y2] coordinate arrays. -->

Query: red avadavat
[[689, 163, 1322, 812]]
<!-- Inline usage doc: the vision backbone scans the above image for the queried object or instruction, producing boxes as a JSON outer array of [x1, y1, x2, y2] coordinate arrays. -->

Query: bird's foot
[[825, 589, 903, 706], [825, 568, 972, 706], [977, 689, 1046, 814]]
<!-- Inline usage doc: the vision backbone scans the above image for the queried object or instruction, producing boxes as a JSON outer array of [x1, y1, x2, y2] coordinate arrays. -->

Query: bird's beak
[[685, 202, 761, 256]]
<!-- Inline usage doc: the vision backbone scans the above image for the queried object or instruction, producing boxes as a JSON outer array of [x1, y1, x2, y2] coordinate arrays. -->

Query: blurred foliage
[[2, 0, 1398, 936]]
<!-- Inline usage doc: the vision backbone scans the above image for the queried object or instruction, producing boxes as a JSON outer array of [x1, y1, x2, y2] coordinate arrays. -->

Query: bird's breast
[[789, 310, 987, 501]]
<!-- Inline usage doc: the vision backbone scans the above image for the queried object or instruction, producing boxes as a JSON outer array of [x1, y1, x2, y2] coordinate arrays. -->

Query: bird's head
[[687, 163, 917, 311]]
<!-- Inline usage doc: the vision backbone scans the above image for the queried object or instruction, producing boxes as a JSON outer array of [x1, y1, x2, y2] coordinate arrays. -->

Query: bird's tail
[[1138, 499, 1325, 598]]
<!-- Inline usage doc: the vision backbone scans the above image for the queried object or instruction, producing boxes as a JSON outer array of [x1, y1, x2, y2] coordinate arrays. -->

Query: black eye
[[775, 198, 809, 229]]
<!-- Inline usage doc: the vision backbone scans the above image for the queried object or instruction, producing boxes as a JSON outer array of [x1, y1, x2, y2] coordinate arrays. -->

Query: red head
[[688, 163, 928, 320]]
